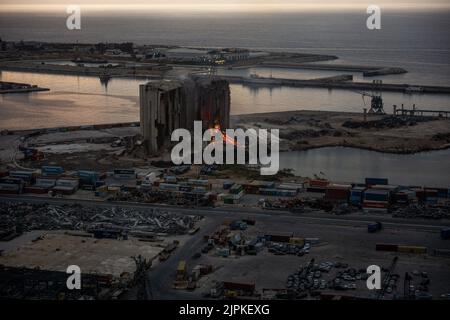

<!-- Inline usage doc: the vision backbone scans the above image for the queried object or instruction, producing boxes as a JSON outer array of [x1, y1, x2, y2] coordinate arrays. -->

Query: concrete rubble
[[393, 204, 450, 219]]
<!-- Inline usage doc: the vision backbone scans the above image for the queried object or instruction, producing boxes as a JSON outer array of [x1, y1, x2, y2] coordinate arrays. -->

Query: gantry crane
[[354, 80, 385, 114]]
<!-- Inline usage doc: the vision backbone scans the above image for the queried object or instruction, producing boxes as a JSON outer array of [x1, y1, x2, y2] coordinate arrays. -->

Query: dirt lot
[[0, 231, 182, 277]]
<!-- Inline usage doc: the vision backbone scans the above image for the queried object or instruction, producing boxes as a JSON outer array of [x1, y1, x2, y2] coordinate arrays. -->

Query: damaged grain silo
[[139, 76, 230, 155]]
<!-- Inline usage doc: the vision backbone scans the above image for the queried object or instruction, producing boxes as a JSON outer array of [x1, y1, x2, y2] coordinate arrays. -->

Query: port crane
[[354, 80, 385, 114], [132, 255, 153, 300]]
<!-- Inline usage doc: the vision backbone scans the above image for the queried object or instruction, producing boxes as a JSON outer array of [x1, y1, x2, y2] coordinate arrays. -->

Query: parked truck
[[368, 222, 383, 233], [441, 228, 450, 240]]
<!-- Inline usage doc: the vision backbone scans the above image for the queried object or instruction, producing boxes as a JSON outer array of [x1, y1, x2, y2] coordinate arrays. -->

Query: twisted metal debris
[[0, 202, 201, 236]]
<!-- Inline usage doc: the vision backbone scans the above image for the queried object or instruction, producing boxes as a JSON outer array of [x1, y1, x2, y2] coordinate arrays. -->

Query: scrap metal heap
[[0, 202, 201, 240]]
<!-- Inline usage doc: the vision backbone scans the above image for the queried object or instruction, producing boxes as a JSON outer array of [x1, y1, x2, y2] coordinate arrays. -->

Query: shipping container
[[364, 189, 390, 202], [223, 281, 255, 293], [35, 178, 56, 189], [0, 183, 21, 194], [216, 248, 230, 257], [365, 177, 388, 187], [55, 178, 79, 188], [243, 181, 275, 194], [230, 184, 244, 195], [397, 246, 427, 254], [41, 166, 64, 176], [9, 170, 35, 184], [187, 179, 209, 186], [265, 233, 293, 243], [350, 187, 366, 206], [424, 187, 448, 199], [77, 170, 99, 186], [277, 183, 305, 192], [165, 175, 178, 184], [325, 185, 350, 202], [441, 228, 450, 240], [363, 201, 389, 212], [0, 177, 23, 194], [260, 188, 296, 197], [179, 185, 192, 192], [306, 186, 326, 193], [393, 190, 416, 205], [223, 196, 237, 204], [375, 243, 398, 252], [223, 181, 234, 190], [53, 178, 79, 195], [113, 169, 136, 179], [23, 186, 47, 194], [159, 183, 180, 191], [289, 237, 305, 246], [309, 179, 329, 188], [177, 261, 186, 275]]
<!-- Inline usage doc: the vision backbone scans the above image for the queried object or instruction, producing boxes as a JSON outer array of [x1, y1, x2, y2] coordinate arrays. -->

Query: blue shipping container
[[365, 178, 388, 186], [364, 189, 390, 202], [42, 166, 64, 176]]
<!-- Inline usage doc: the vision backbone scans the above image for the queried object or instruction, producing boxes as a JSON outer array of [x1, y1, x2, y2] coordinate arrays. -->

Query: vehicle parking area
[[180, 215, 450, 299]]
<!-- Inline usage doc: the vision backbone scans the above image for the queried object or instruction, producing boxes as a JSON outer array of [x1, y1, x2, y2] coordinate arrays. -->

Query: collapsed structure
[[139, 77, 230, 154]]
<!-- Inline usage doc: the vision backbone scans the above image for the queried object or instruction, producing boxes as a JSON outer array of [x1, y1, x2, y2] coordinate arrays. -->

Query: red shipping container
[[223, 281, 255, 292], [325, 187, 349, 201], [309, 179, 329, 188]]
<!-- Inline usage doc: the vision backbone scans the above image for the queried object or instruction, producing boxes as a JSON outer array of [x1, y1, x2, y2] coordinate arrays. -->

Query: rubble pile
[[432, 132, 450, 143], [0, 202, 200, 236], [112, 190, 213, 207], [392, 204, 450, 219], [342, 116, 434, 129], [268, 242, 310, 256], [264, 198, 335, 212], [112, 190, 171, 204]]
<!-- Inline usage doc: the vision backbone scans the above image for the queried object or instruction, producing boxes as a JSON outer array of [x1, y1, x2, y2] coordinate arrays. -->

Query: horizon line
[[1, 4, 450, 13]]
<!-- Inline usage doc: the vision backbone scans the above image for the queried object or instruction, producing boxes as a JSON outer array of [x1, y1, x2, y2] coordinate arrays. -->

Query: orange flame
[[210, 124, 240, 147]]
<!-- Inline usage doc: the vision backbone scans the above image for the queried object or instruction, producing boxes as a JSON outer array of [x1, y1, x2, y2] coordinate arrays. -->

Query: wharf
[[0, 81, 49, 94], [217, 75, 450, 95]]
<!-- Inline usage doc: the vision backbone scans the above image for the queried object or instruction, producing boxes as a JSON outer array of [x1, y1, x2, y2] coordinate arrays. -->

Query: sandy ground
[[231, 110, 450, 153], [0, 231, 167, 277]]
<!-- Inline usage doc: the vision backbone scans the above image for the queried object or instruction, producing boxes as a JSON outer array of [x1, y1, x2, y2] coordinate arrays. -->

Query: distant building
[[221, 48, 250, 62], [165, 48, 209, 62], [139, 77, 230, 155]]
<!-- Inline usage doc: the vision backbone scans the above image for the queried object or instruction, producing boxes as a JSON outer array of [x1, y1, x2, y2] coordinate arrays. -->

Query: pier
[[217, 75, 450, 95], [0, 81, 49, 94], [393, 105, 450, 118]]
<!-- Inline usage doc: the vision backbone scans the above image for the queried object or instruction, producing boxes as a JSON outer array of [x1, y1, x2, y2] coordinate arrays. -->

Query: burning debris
[[0, 202, 201, 240]]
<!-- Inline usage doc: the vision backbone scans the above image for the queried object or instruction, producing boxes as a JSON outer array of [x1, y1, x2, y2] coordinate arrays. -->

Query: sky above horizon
[[1, 1, 449, 12]]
